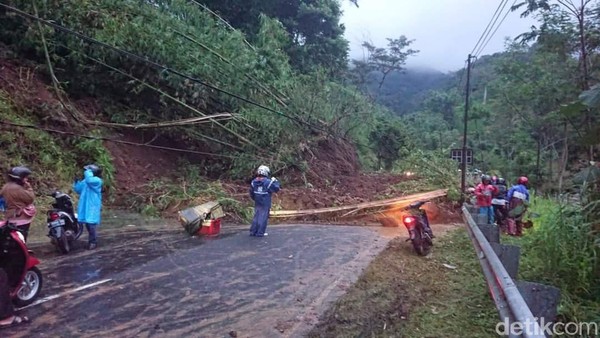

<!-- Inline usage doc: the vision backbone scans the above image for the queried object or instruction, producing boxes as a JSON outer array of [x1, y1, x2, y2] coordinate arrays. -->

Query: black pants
[[0, 268, 14, 319]]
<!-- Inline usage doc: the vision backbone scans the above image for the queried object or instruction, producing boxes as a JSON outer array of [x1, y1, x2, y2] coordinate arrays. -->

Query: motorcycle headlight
[[16, 231, 25, 243]]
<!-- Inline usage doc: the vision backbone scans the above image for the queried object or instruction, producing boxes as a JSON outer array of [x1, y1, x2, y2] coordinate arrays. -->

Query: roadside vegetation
[[0, 0, 598, 331], [308, 228, 498, 338], [506, 191, 600, 323]]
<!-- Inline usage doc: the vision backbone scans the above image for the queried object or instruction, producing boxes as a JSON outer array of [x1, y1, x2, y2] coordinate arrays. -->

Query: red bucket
[[199, 219, 221, 236]]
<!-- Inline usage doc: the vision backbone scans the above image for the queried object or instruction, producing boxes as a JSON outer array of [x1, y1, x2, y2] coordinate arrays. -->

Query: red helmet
[[517, 176, 528, 185]]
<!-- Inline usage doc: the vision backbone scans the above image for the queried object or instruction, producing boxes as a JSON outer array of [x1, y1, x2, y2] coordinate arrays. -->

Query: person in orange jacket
[[475, 174, 498, 224]]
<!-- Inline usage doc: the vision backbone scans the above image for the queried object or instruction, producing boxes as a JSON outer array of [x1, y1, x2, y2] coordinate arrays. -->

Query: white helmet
[[257, 165, 270, 177]]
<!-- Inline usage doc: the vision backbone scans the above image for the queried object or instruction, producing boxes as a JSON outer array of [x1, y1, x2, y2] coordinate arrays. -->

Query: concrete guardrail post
[[476, 221, 500, 244], [490, 243, 520, 279], [517, 281, 561, 330], [463, 203, 561, 337], [468, 207, 501, 244]]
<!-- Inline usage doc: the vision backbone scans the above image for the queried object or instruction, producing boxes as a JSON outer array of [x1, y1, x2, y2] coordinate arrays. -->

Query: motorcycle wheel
[[57, 234, 70, 254], [412, 229, 432, 256], [14, 267, 43, 307], [73, 222, 84, 240]]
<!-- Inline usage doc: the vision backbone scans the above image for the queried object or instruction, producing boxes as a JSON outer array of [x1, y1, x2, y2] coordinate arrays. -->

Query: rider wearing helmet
[[491, 177, 509, 231], [474, 174, 498, 224], [249, 165, 280, 237], [506, 176, 530, 236], [73, 164, 103, 250], [0, 166, 36, 240]]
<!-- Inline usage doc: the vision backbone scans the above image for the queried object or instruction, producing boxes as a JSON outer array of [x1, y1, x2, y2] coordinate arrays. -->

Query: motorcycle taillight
[[402, 216, 416, 228], [50, 212, 59, 221]]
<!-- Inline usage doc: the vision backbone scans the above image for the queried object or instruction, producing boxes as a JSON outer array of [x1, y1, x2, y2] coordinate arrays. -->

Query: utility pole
[[460, 54, 473, 204]]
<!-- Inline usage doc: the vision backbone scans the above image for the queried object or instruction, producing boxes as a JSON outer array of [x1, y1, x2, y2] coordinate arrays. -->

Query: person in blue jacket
[[249, 165, 280, 237], [506, 176, 530, 236], [73, 164, 103, 249]]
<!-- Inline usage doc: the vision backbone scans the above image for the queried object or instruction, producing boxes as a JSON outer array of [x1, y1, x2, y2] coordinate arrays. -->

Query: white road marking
[[16, 278, 113, 311]]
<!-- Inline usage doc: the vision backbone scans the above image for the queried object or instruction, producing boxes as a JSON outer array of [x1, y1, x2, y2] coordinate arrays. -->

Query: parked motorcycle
[[0, 220, 43, 307], [46, 191, 83, 254], [401, 201, 434, 256]]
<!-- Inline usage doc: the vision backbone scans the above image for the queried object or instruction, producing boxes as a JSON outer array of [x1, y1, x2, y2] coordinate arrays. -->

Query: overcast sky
[[340, 0, 538, 72]]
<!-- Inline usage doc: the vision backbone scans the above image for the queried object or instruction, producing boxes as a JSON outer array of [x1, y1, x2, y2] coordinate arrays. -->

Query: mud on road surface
[[5, 224, 399, 338]]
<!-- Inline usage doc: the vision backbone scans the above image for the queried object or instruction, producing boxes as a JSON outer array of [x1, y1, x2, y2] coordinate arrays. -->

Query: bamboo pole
[[77, 52, 247, 151], [90, 113, 233, 129], [270, 189, 448, 217]]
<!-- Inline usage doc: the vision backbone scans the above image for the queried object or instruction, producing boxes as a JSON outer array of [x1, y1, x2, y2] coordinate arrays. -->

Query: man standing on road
[[249, 165, 280, 237], [73, 164, 103, 250], [475, 174, 497, 224]]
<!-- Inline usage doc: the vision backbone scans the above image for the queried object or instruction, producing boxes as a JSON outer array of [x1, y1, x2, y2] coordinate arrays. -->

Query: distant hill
[[363, 67, 455, 115]]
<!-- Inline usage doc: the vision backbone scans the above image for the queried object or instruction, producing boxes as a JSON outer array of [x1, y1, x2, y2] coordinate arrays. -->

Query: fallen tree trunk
[[270, 189, 448, 218]]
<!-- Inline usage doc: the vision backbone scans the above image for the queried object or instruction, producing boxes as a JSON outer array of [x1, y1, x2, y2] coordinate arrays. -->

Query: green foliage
[[0, 90, 78, 191], [350, 36, 419, 98], [71, 133, 115, 191], [195, 0, 350, 76], [392, 149, 461, 199], [130, 164, 253, 222], [0, 0, 399, 178], [512, 195, 599, 322], [368, 119, 408, 171]]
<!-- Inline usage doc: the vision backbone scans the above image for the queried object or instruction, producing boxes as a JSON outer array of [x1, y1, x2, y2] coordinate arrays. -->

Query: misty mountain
[[366, 67, 455, 115]]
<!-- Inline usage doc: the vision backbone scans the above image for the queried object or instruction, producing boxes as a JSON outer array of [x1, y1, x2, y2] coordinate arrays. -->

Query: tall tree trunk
[[577, 2, 594, 161], [536, 137, 542, 183], [559, 122, 569, 193]]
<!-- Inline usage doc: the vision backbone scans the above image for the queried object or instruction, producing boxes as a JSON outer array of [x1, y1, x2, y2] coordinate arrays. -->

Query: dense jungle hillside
[[0, 0, 426, 207], [0, 0, 598, 323], [0, 0, 599, 206]]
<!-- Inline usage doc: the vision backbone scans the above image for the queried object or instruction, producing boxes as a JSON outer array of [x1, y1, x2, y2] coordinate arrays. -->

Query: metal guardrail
[[462, 205, 546, 338]]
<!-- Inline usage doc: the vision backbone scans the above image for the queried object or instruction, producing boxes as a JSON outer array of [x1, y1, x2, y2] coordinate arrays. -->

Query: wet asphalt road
[[5, 224, 394, 338]]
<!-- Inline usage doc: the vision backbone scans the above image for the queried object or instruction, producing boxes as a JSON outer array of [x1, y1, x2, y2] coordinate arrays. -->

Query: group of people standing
[[0, 165, 104, 248], [0, 164, 103, 329], [473, 174, 530, 236]]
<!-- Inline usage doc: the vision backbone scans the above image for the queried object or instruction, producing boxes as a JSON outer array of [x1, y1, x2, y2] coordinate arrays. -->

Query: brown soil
[[0, 53, 65, 122], [102, 132, 182, 203], [0, 49, 459, 222]]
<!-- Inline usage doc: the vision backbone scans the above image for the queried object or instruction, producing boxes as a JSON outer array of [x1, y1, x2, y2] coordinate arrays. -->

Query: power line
[[473, 0, 511, 58], [0, 120, 238, 159], [469, 0, 509, 56], [459, 1, 508, 93], [0, 3, 321, 132], [474, 0, 518, 58]]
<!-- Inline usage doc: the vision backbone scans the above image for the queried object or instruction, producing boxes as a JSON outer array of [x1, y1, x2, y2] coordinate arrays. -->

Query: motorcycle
[[46, 191, 83, 254], [0, 220, 43, 307], [401, 201, 434, 256]]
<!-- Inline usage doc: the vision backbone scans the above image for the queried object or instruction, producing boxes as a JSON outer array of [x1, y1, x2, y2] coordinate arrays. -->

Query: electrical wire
[[0, 120, 238, 159], [474, 0, 519, 58], [473, 0, 511, 57], [469, 0, 509, 56], [0, 3, 323, 132]]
